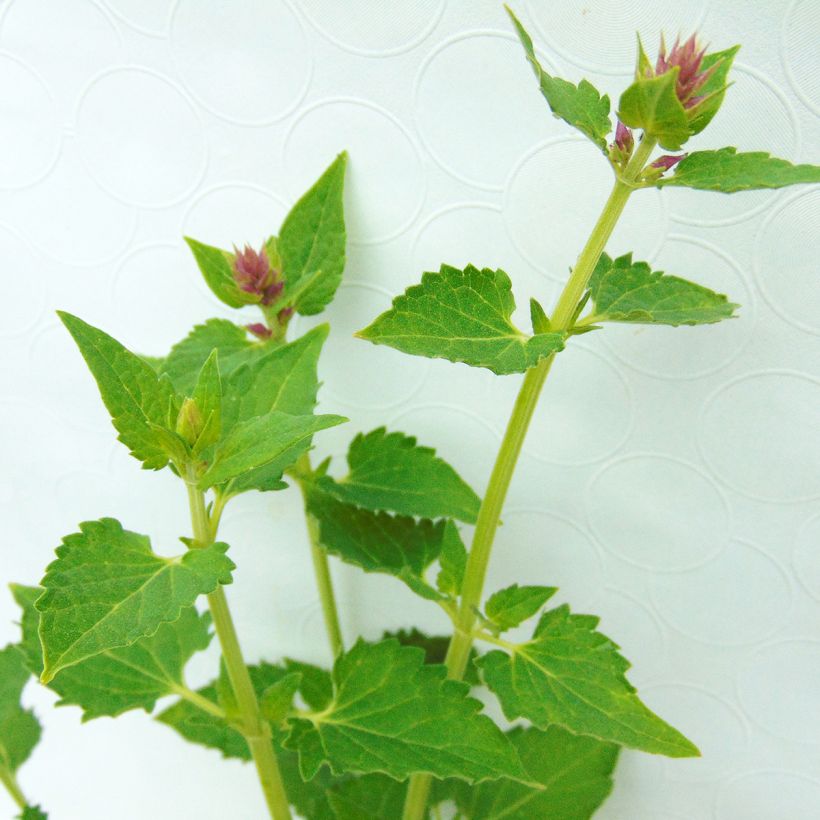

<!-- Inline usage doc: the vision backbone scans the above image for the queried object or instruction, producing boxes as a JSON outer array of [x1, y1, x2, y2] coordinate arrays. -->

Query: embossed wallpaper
[[1, 1, 819, 818]]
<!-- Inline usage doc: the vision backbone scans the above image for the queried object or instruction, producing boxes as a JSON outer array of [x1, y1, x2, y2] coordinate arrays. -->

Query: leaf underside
[[477, 604, 699, 758], [588, 252, 739, 326], [659, 148, 820, 193], [315, 427, 481, 523]]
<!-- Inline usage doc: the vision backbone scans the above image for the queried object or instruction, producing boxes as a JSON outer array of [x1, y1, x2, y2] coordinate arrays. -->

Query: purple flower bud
[[246, 322, 273, 340], [615, 120, 634, 153], [650, 153, 686, 171], [654, 33, 717, 107], [233, 244, 283, 306], [277, 306, 294, 325]]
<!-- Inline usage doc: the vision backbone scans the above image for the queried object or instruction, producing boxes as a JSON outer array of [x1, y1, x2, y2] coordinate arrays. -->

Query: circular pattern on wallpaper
[[793, 513, 820, 602], [504, 137, 667, 281], [755, 188, 820, 336], [586, 454, 730, 571], [782, 0, 820, 114], [737, 640, 820, 745], [299, 282, 430, 411], [103, 0, 172, 38], [490, 509, 605, 611], [0, 225, 46, 338], [298, 0, 443, 56], [698, 370, 820, 502], [666, 64, 799, 226], [414, 32, 564, 190], [650, 539, 792, 646], [170, 0, 312, 125], [284, 99, 425, 244], [0, 55, 60, 189], [1, 0, 121, 115], [641, 683, 748, 783], [523, 0, 708, 75], [716, 771, 820, 820], [601, 235, 753, 380], [76, 68, 207, 207]]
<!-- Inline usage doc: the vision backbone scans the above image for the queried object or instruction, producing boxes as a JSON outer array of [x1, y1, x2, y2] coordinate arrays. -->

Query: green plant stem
[[0, 767, 26, 811], [294, 453, 345, 658], [185, 476, 293, 820], [402, 136, 657, 820]]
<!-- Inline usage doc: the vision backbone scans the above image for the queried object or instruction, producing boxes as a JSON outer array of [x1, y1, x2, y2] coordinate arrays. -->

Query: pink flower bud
[[233, 244, 284, 306], [615, 120, 634, 153], [277, 306, 294, 325], [650, 153, 686, 171], [655, 34, 717, 108], [246, 322, 273, 340]]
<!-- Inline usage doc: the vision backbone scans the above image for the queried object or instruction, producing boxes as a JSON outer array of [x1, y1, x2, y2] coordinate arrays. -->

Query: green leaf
[[260, 673, 303, 724], [279, 152, 347, 315], [0, 645, 41, 774], [686, 46, 740, 135], [184, 237, 257, 309], [285, 638, 528, 783], [14, 586, 213, 720], [18, 807, 48, 820], [507, 8, 611, 151], [477, 604, 699, 758], [485, 584, 557, 632], [357, 264, 565, 375], [178, 349, 222, 454], [284, 660, 333, 712], [436, 520, 468, 597], [618, 70, 690, 151], [384, 627, 479, 686], [327, 774, 409, 820], [161, 319, 261, 395], [157, 662, 289, 760], [587, 252, 739, 326], [222, 325, 329, 430], [453, 725, 618, 819], [36, 518, 234, 682], [198, 410, 346, 489], [315, 428, 481, 523], [58, 312, 178, 470], [304, 488, 448, 600], [658, 147, 820, 193]]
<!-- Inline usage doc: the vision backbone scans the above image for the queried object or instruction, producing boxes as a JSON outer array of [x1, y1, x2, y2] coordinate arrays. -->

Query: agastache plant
[[2, 8, 820, 820]]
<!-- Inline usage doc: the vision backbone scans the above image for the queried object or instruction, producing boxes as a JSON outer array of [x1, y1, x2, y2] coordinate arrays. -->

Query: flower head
[[653, 34, 716, 108], [233, 244, 283, 306], [615, 120, 634, 154]]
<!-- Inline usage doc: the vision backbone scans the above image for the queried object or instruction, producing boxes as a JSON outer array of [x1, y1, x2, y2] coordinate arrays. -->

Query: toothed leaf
[[315, 428, 480, 523], [485, 584, 557, 632], [285, 638, 527, 783], [658, 147, 820, 192], [587, 252, 739, 326], [36, 518, 233, 682], [477, 604, 699, 757], [618, 70, 690, 151], [0, 645, 41, 774], [358, 264, 565, 375], [508, 8, 611, 151], [58, 312, 178, 469]]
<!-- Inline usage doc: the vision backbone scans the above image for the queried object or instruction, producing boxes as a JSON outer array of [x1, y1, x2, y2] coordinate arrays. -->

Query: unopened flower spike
[[246, 322, 273, 341], [609, 120, 635, 168], [652, 32, 719, 109], [232, 243, 284, 306]]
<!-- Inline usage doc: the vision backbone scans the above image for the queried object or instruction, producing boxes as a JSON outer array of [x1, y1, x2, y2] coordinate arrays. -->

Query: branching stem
[[185, 473, 293, 820], [401, 136, 657, 820]]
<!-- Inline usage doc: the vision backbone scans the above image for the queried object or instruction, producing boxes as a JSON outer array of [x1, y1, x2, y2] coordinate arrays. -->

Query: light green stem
[[401, 137, 657, 820], [0, 767, 26, 811], [185, 477, 293, 820], [294, 453, 345, 658]]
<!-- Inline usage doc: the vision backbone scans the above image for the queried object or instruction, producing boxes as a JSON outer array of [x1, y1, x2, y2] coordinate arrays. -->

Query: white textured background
[[1, 1, 819, 818]]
